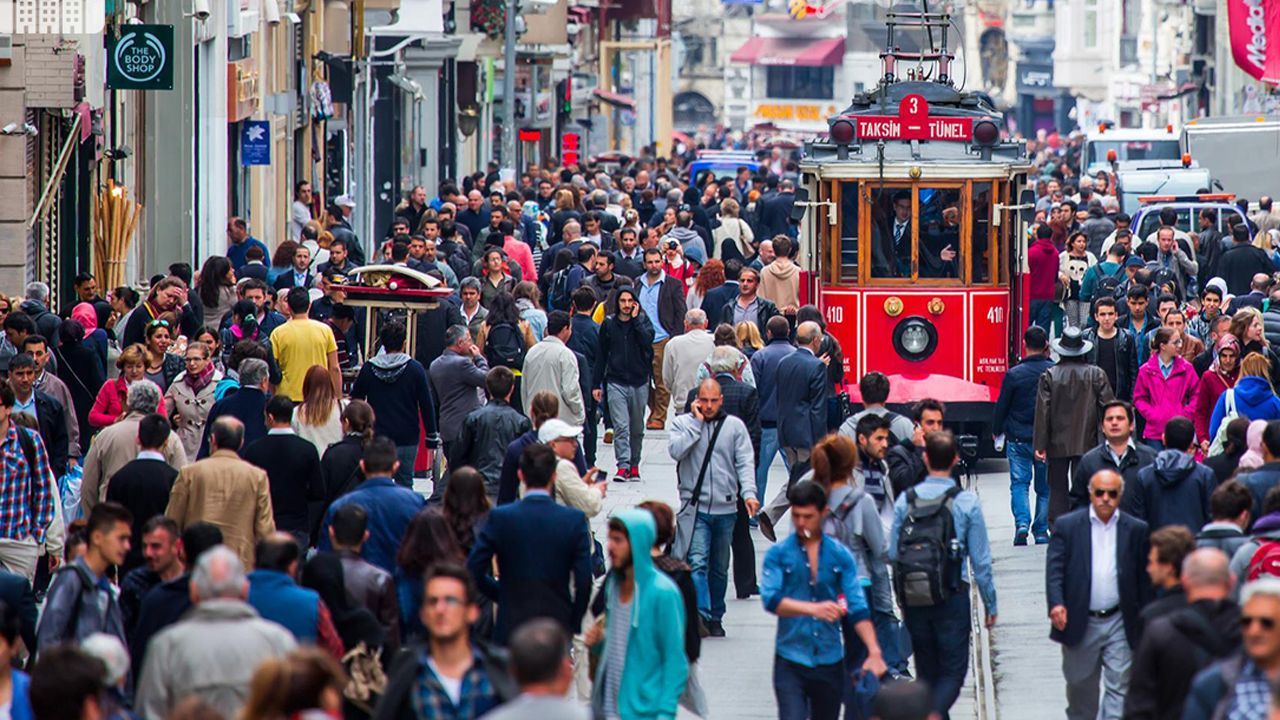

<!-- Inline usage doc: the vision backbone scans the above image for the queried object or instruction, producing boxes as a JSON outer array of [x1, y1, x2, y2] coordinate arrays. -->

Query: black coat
[[128, 574, 192, 670], [54, 340, 107, 446], [1124, 598, 1241, 720], [105, 459, 178, 573], [700, 282, 739, 323], [26, 391, 69, 477], [595, 313, 655, 388], [639, 274, 688, 339], [1083, 328, 1139, 401], [413, 298, 464, 371], [374, 641, 515, 720], [455, 401, 532, 497], [1069, 441, 1158, 510], [273, 270, 316, 292], [759, 192, 796, 238], [775, 348, 828, 450], [684, 373, 762, 456], [0, 571, 38, 661], [1045, 508, 1152, 648], [241, 433, 325, 539], [198, 386, 268, 458], [466, 494, 593, 643], [717, 295, 781, 339], [1218, 243, 1276, 296]]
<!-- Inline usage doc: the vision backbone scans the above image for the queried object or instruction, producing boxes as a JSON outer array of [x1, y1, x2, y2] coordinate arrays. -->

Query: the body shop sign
[[1228, 0, 1280, 85], [108, 25, 174, 91]]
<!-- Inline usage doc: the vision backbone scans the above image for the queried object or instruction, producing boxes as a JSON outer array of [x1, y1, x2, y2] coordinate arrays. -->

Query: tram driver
[[871, 189, 958, 278]]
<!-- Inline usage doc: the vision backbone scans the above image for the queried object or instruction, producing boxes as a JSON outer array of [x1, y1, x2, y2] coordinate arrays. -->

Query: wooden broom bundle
[[93, 180, 142, 290]]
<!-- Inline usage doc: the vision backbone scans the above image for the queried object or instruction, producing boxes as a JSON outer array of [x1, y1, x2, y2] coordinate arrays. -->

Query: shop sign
[[1016, 61, 1054, 94], [562, 132, 580, 166], [752, 102, 838, 122], [853, 94, 972, 141], [1226, 0, 1278, 82], [108, 24, 173, 91], [241, 121, 271, 166]]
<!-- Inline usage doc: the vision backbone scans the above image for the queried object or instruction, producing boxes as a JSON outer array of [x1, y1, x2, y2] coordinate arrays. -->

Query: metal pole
[[501, 0, 518, 177]]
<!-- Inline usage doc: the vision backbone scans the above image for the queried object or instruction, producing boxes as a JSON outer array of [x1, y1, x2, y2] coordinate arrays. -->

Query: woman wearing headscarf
[[70, 302, 108, 374], [53, 320, 107, 447], [1239, 419, 1270, 471], [1194, 333, 1240, 452]]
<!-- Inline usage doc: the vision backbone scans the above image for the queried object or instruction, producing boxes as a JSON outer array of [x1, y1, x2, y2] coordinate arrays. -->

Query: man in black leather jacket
[[453, 366, 532, 498]]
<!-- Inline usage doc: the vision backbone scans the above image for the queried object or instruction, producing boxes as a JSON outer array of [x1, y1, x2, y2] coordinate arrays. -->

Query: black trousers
[[582, 401, 598, 467], [1047, 455, 1082, 529], [733, 499, 757, 595]]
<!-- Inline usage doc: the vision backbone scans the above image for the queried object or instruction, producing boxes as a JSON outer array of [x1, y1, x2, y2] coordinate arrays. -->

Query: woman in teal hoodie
[[590, 509, 689, 720]]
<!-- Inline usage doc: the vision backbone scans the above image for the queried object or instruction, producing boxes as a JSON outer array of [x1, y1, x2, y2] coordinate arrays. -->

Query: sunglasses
[[1092, 488, 1120, 499], [149, 319, 171, 328], [1242, 615, 1277, 630]]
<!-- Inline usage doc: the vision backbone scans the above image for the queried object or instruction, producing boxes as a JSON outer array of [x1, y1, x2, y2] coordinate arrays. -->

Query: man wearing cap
[[1034, 326, 1116, 527], [541, 418, 606, 518], [521, 311, 584, 426]]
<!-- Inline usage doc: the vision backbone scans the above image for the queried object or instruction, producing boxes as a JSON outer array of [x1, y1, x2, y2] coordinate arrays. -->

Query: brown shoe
[[646, 421, 664, 430]]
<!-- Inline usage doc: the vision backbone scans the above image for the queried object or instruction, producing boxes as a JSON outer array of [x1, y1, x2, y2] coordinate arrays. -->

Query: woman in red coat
[[1193, 333, 1240, 453], [89, 343, 167, 428]]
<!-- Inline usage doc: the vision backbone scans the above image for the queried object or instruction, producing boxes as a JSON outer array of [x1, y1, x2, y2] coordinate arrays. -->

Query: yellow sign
[[753, 103, 838, 122]]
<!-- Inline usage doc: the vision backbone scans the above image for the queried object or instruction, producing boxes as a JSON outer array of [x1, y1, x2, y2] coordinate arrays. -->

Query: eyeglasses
[[425, 595, 465, 608], [1092, 488, 1120, 499], [1242, 615, 1277, 630]]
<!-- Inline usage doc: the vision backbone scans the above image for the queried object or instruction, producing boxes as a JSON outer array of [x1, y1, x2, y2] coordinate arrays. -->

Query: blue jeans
[[395, 445, 418, 488], [757, 426, 789, 508], [688, 511, 736, 621], [1007, 440, 1049, 535], [773, 656, 843, 720], [606, 383, 648, 470], [1029, 300, 1056, 330], [903, 587, 972, 719], [871, 605, 910, 676]]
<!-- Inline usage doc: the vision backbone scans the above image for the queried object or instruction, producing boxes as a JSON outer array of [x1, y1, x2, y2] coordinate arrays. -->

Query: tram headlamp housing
[[830, 119, 855, 144], [892, 316, 938, 362], [973, 120, 1000, 146]]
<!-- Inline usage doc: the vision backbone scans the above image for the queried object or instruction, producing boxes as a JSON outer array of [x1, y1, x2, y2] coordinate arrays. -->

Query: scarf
[[230, 323, 259, 342], [1212, 333, 1241, 380], [183, 362, 216, 392], [71, 302, 98, 332]]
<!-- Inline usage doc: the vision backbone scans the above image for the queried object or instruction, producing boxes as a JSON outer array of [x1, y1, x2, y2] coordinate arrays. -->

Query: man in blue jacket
[[992, 326, 1055, 546], [246, 533, 336, 647], [318, 437, 425, 574], [759, 321, 828, 540], [1122, 417, 1216, 532], [351, 320, 439, 488], [750, 315, 795, 514]]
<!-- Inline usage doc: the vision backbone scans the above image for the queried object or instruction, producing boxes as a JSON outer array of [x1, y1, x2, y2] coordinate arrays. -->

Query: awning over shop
[[592, 88, 637, 109], [729, 36, 845, 67]]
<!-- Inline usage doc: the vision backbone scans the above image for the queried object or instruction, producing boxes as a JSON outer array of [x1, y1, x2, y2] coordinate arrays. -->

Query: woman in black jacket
[[317, 401, 376, 537], [53, 319, 106, 446]]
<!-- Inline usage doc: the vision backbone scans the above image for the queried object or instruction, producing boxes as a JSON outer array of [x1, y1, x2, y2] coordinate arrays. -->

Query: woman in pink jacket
[[89, 343, 167, 428], [1133, 327, 1200, 449]]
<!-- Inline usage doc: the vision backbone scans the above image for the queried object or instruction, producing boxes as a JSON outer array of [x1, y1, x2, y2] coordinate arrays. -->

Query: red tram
[[795, 11, 1036, 451]]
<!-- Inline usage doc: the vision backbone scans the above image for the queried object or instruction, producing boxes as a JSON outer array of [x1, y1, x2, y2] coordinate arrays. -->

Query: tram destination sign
[[853, 94, 972, 141], [108, 25, 174, 91]]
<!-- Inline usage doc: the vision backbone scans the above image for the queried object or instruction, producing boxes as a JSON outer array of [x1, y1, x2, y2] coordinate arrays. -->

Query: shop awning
[[730, 36, 845, 66], [592, 88, 637, 109]]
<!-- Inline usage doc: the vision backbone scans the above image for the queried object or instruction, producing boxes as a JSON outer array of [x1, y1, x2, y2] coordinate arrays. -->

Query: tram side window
[[971, 182, 994, 284], [869, 187, 911, 278], [917, 187, 962, 279], [839, 182, 859, 283]]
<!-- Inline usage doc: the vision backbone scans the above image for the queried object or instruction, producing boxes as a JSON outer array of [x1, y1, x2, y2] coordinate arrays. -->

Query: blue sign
[[241, 121, 271, 166]]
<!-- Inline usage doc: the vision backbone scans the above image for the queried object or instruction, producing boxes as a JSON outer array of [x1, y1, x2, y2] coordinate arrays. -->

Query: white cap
[[335, 194, 356, 208], [538, 418, 583, 443]]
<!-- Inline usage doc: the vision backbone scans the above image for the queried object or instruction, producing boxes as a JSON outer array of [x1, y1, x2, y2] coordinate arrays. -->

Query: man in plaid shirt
[[377, 564, 516, 719], [0, 383, 57, 583]]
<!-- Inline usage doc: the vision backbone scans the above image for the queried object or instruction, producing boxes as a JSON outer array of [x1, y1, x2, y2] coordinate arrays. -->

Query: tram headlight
[[830, 119, 855, 144], [892, 316, 938, 362], [973, 120, 1000, 146]]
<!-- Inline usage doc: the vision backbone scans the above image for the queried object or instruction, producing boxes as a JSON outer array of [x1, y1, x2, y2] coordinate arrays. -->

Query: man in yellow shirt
[[270, 287, 340, 400]]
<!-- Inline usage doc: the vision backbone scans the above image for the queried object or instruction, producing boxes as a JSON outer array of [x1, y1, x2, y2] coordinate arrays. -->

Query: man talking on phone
[[668, 378, 760, 638]]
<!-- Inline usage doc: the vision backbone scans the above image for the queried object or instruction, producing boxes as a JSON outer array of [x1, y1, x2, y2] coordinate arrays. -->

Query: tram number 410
[[986, 306, 1005, 324], [826, 306, 844, 324]]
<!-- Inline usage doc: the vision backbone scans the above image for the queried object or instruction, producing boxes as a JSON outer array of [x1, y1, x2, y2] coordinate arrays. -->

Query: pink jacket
[[503, 236, 537, 283], [89, 377, 167, 428], [1133, 354, 1200, 441]]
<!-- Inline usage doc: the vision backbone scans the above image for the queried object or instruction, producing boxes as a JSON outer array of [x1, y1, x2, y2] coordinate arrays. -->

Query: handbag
[[672, 417, 725, 561]]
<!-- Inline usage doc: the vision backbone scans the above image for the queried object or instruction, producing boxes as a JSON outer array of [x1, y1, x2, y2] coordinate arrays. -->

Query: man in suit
[[467, 443, 593, 644], [198, 358, 270, 458], [1046, 469, 1152, 720], [166, 416, 276, 569], [271, 244, 315, 292], [105, 413, 181, 573], [700, 260, 741, 322], [1227, 272, 1272, 315], [241, 395, 324, 548], [759, 321, 829, 538], [758, 178, 796, 239]]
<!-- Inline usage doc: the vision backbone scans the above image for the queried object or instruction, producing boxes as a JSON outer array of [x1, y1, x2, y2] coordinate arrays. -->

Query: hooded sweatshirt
[[350, 351, 439, 448], [1124, 449, 1215, 532], [663, 226, 707, 263], [1209, 375, 1280, 442], [591, 510, 689, 720], [759, 259, 801, 311]]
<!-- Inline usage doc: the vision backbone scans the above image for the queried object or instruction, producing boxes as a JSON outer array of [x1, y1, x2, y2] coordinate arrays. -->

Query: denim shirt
[[888, 476, 998, 616], [761, 533, 870, 668]]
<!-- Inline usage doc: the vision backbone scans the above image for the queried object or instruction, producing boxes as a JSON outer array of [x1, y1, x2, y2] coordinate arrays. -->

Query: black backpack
[[893, 485, 962, 608], [1094, 263, 1126, 301], [548, 267, 574, 312], [484, 323, 526, 371]]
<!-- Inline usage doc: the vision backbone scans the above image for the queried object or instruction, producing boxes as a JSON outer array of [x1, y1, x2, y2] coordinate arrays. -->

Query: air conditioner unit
[[229, 0, 262, 38]]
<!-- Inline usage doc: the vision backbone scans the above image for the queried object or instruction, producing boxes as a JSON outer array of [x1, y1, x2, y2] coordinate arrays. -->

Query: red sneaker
[[628, 467, 642, 482]]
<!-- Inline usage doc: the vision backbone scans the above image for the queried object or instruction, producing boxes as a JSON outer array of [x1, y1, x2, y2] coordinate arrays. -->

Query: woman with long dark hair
[[318, 400, 377, 518], [475, 290, 536, 364], [394, 508, 465, 642], [442, 466, 491, 555], [196, 256, 237, 329]]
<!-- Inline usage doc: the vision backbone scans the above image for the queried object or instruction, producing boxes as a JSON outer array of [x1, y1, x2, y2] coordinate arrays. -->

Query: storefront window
[[971, 182, 995, 283], [765, 66, 834, 100]]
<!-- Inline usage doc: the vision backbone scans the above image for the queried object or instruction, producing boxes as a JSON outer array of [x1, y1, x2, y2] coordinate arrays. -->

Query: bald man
[[1124, 548, 1239, 719]]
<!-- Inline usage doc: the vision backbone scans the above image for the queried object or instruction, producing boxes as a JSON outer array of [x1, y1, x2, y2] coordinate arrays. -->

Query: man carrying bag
[[669, 378, 759, 638]]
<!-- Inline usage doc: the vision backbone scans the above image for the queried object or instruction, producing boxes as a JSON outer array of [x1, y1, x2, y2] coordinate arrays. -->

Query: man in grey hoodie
[[661, 211, 707, 264], [668, 378, 759, 637]]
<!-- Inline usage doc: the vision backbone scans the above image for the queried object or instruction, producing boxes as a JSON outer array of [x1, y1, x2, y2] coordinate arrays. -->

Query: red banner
[[852, 94, 973, 141], [1227, 0, 1279, 84]]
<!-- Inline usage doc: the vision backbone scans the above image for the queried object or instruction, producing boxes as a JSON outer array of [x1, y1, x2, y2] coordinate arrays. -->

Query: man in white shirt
[[1046, 469, 1154, 720], [290, 181, 313, 241]]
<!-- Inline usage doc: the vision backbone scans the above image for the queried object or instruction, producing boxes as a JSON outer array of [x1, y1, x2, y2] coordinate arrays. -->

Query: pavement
[[422, 425, 1071, 719]]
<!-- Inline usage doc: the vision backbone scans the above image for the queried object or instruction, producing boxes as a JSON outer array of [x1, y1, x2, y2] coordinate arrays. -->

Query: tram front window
[[970, 182, 994, 283], [870, 186, 962, 280], [839, 182, 859, 283]]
